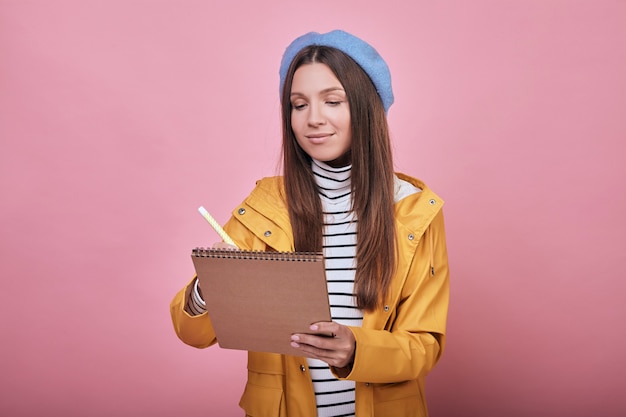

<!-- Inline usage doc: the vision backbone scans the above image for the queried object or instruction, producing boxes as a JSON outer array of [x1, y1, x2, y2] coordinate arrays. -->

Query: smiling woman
[[290, 63, 352, 167], [170, 29, 450, 417]]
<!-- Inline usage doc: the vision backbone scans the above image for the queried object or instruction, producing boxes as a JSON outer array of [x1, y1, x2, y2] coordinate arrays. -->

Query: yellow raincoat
[[170, 173, 450, 416]]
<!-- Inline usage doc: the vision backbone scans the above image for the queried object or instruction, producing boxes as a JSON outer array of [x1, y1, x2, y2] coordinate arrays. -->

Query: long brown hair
[[281, 46, 396, 311]]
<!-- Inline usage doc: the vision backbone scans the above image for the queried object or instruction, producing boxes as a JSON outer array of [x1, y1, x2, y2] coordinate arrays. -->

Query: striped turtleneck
[[307, 160, 362, 417]]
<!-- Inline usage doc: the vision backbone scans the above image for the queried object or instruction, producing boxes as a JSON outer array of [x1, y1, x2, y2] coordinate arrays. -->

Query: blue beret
[[279, 30, 394, 112]]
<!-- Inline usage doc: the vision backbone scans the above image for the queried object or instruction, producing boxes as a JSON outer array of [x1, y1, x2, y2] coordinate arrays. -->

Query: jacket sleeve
[[335, 209, 450, 383], [169, 277, 219, 349]]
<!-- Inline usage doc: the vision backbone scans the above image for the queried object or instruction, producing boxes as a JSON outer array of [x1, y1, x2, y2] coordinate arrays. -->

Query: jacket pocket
[[373, 379, 426, 417], [239, 382, 284, 417]]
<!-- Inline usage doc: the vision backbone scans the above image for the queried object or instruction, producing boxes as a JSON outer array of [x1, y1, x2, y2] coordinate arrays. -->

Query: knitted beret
[[279, 30, 394, 112]]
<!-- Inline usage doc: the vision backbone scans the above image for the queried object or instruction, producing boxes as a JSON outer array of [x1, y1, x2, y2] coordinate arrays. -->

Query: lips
[[306, 133, 333, 144]]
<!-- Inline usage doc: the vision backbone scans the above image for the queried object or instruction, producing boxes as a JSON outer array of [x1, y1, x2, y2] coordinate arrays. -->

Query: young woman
[[170, 30, 450, 417]]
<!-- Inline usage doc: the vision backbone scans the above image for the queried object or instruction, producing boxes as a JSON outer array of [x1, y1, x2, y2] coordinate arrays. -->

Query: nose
[[307, 103, 326, 126]]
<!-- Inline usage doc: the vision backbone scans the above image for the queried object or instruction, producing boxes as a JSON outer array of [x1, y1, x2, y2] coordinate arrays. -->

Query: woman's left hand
[[291, 322, 356, 370]]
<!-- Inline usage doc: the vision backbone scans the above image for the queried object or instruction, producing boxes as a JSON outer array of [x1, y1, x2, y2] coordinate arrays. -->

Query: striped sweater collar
[[311, 160, 352, 202]]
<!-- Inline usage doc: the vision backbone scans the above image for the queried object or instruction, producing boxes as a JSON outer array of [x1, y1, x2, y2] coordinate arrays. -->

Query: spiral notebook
[[191, 248, 331, 355]]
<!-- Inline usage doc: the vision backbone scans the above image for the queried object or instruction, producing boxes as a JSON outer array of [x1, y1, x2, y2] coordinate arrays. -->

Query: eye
[[292, 103, 307, 111], [327, 101, 342, 106]]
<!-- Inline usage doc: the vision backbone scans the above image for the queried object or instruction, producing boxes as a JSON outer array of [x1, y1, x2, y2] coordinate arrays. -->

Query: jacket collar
[[240, 174, 444, 250], [394, 173, 445, 242]]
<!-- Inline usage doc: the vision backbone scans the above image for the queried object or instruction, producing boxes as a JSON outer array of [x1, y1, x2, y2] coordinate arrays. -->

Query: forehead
[[291, 63, 344, 94]]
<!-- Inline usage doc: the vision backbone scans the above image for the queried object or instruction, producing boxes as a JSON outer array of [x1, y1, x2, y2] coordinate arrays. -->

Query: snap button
[[383, 305, 389, 312], [264, 230, 272, 237], [300, 365, 306, 372], [238, 208, 246, 215], [408, 234, 414, 241], [429, 199, 436, 205]]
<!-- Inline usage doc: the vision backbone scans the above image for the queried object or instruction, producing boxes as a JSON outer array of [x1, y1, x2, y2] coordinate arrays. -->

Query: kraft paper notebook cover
[[191, 248, 331, 356]]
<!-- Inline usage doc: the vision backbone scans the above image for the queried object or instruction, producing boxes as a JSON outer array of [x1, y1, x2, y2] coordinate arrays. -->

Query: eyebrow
[[290, 87, 346, 97]]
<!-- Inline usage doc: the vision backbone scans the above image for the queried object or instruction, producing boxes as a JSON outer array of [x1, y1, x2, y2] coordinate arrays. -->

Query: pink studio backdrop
[[1, 1, 625, 416]]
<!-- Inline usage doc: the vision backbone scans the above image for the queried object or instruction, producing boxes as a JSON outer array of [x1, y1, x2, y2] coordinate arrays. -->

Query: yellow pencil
[[197, 206, 237, 247]]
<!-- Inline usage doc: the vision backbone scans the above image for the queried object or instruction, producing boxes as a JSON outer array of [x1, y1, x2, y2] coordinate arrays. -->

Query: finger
[[290, 341, 350, 367], [291, 333, 336, 350], [290, 339, 337, 361], [309, 322, 338, 338]]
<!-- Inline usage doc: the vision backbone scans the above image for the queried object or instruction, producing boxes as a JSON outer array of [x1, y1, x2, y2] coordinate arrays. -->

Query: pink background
[[1, 1, 625, 416]]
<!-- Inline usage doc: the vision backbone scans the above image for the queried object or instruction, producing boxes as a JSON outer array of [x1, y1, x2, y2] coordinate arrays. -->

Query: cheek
[[290, 113, 303, 136], [290, 120, 306, 148], [331, 109, 350, 130]]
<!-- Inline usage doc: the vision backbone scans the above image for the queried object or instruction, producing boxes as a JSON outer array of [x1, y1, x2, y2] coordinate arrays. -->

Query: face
[[290, 63, 352, 167]]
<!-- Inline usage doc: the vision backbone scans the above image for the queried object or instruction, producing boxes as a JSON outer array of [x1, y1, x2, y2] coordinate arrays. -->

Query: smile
[[306, 133, 333, 144]]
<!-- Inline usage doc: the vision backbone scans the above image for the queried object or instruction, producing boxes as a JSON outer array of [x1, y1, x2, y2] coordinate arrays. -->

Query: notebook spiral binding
[[191, 248, 323, 262]]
